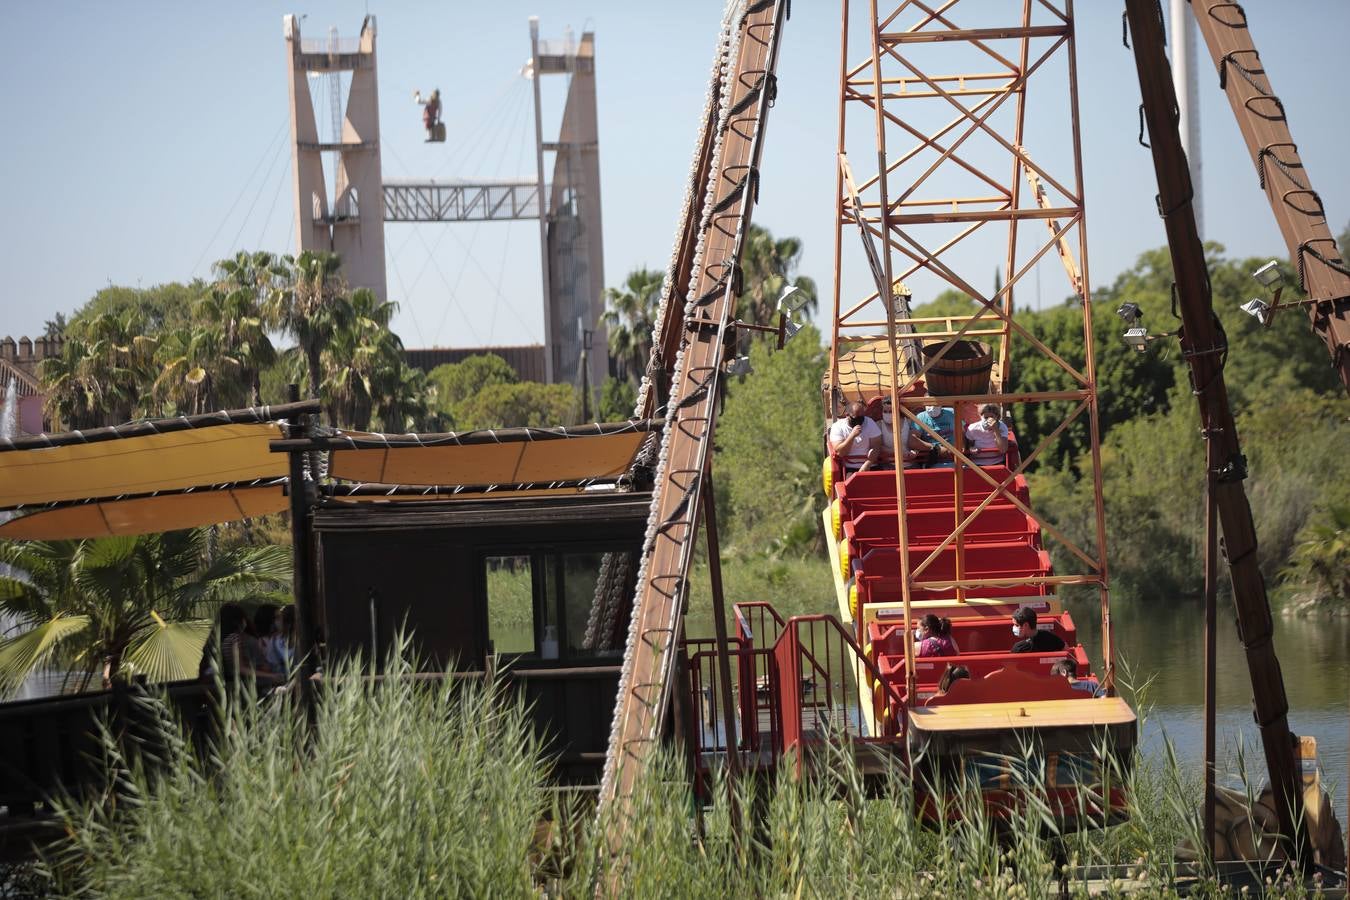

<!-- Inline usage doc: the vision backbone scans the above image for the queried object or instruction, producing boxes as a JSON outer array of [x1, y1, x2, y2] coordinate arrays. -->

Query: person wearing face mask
[[1010, 605, 1065, 653], [878, 398, 926, 469], [829, 400, 883, 474], [965, 403, 1010, 466], [915, 403, 957, 468], [913, 613, 960, 657]]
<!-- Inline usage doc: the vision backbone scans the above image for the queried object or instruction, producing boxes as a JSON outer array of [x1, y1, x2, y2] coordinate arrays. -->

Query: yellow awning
[[328, 430, 647, 486], [0, 485, 288, 540], [0, 423, 286, 510]]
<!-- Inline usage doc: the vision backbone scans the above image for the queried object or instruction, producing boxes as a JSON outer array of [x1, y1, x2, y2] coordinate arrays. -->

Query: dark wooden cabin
[[311, 490, 650, 783]]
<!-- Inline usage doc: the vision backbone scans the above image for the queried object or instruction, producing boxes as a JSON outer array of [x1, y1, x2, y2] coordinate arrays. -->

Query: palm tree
[[209, 251, 285, 404], [317, 288, 404, 430], [738, 224, 818, 329], [266, 251, 350, 404], [39, 311, 159, 428], [601, 267, 664, 384], [0, 530, 291, 695], [152, 325, 243, 415]]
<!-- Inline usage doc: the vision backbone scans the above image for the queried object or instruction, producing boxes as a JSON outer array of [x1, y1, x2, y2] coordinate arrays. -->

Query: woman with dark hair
[[265, 605, 297, 675], [913, 613, 960, 658], [253, 604, 280, 673]]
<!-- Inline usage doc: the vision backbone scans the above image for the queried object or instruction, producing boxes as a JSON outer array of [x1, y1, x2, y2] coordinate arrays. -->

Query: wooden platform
[[909, 696, 1136, 734]]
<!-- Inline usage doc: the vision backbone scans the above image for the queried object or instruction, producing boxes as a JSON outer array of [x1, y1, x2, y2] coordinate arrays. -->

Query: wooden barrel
[[921, 340, 992, 396]]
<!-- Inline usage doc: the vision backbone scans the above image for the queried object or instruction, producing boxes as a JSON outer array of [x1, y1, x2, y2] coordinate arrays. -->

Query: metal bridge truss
[[828, 0, 1115, 696], [381, 180, 544, 223]]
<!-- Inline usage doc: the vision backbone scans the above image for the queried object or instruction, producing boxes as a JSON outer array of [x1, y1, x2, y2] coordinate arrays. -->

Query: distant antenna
[[1170, 0, 1202, 238]]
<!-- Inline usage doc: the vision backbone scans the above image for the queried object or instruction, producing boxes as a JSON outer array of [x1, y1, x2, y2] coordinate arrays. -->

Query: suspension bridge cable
[[386, 250, 428, 348], [429, 87, 532, 344], [486, 97, 536, 346], [384, 82, 526, 276], [391, 86, 529, 345], [223, 131, 291, 266], [255, 131, 294, 250], [191, 115, 289, 277]]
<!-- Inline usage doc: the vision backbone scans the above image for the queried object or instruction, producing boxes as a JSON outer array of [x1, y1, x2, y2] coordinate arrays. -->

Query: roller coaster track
[[599, 0, 789, 827]]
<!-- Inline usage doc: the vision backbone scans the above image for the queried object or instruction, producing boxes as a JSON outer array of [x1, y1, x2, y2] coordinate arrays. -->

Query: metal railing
[[772, 614, 905, 759]]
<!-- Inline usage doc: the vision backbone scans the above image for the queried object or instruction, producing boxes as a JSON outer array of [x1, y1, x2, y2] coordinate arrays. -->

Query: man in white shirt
[[829, 401, 882, 474], [964, 403, 1010, 466]]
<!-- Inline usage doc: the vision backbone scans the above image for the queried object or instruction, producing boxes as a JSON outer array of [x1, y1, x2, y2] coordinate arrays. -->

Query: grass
[[31, 639, 1333, 898]]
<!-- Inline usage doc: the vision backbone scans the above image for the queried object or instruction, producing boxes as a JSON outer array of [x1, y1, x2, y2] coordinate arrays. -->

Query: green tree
[[152, 324, 243, 415], [66, 283, 199, 337], [715, 324, 828, 555], [598, 376, 637, 421], [39, 310, 160, 428], [600, 268, 664, 384], [427, 354, 520, 426], [1284, 504, 1350, 613], [738, 224, 818, 327], [206, 251, 286, 405], [266, 251, 349, 404], [318, 288, 404, 430], [453, 381, 577, 430], [909, 288, 979, 332], [0, 530, 291, 693]]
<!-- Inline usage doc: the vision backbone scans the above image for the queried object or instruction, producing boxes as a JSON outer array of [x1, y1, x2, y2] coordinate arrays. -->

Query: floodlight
[[725, 356, 753, 377], [782, 320, 803, 343], [1252, 260, 1285, 289], [777, 285, 809, 315], [1122, 327, 1150, 352], [1240, 297, 1272, 327], [1116, 302, 1143, 326]]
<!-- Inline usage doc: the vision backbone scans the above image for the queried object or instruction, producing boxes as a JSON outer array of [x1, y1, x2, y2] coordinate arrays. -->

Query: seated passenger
[[965, 403, 1010, 466], [829, 400, 882, 474], [880, 398, 930, 469], [915, 403, 956, 468], [1010, 605, 1066, 653], [1050, 657, 1104, 696], [913, 613, 960, 657]]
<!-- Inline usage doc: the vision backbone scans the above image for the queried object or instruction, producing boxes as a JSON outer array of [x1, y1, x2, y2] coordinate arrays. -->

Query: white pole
[[530, 17, 555, 383], [1170, 0, 1203, 238]]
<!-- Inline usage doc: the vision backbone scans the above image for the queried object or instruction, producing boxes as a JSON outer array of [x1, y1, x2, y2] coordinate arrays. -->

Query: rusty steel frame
[[599, 0, 789, 837], [1124, 0, 1310, 866], [1188, 0, 1350, 393], [830, 0, 1115, 693]]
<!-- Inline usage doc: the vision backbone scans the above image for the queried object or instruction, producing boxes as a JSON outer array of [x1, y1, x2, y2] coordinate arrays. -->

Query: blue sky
[[2, 1, 1348, 348]]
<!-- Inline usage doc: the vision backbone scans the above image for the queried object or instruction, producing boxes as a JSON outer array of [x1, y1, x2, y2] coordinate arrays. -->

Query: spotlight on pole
[[1240, 298, 1273, 327], [781, 320, 802, 343], [1122, 327, 1150, 352], [777, 284, 809, 315], [1116, 302, 1143, 327], [1251, 260, 1285, 289]]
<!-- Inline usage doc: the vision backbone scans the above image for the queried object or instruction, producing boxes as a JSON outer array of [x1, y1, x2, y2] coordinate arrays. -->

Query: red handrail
[[773, 613, 906, 762]]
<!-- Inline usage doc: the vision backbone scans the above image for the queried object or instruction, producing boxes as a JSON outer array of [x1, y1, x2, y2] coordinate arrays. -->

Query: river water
[[1063, 593, 1349, 822]]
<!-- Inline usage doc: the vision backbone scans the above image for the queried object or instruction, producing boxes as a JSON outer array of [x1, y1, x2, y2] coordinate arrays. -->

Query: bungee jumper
[[413, 88, 444, 142]]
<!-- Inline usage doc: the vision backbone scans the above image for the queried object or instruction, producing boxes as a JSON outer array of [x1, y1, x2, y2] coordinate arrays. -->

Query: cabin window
[[481, 547, 637, 662], [561, 551, 628, 659], [485, 554, 538, 655]]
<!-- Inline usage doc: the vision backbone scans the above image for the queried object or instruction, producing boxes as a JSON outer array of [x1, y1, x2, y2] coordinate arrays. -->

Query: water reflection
[[1067, 593, 1349, 821]]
